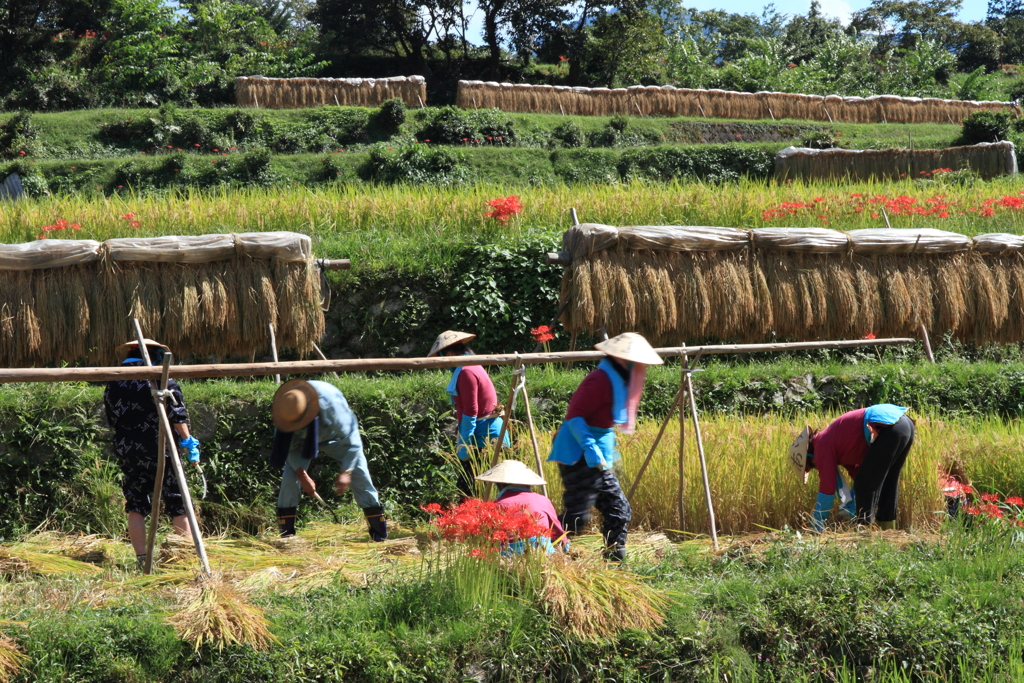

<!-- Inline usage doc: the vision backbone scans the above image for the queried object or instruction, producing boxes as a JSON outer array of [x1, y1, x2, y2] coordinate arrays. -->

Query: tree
[[586, 8, 666, 86], [783, 0, 845, 65], [308, 0, 431, 74]]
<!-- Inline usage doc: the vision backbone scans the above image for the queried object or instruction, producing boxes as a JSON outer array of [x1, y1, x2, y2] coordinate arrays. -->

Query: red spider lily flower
[[486, 196, 523, 223], [871, 212, 880, 219], [120, 212, 135, 220], [129, 221, 141, 229], [531, 325, 555, 343], [981, 493, 1000, 502], [863, 332, 876, 340], [813, 197, 825, 202], [194, 143, 200, 147], [1006, 496, 1023, 506], [421, 498, 551, 550], [787, 63, 796, 68], [980, 208, 995, 217]]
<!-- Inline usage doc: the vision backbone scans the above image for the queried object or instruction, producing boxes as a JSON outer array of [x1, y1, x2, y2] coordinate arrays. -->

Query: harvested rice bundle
[[167, 572, 276, 651], [0, 630, 26, 683], [541, 554, 667, 641]]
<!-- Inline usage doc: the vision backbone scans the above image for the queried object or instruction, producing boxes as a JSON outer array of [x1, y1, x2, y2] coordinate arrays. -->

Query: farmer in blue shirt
[[270, 379, 386, 541]]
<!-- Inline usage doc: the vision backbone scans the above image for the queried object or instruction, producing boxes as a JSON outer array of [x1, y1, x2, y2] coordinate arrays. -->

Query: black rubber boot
[[277, 507, 297, 537], [363, 505, 387, 542], [603, 545, 626, 563]]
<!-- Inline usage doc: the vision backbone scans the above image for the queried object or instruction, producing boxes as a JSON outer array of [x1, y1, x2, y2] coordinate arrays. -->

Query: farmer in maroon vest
[[548, 332, 664, 561], [429, 330, 506, 497]]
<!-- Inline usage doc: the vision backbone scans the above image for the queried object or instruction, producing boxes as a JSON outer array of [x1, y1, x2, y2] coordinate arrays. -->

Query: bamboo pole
[[132, 319, 211, 574], [143, 351, 172, 575], [682, 352, 717, 550], [269, 324, 281, 384], [485, 358, 524, 497], [920, 324, 935, 363], [626, 388, 682, 502], [677, 358, 687, 533], [0, 338, 917, 384], [520, 379, 548, 498]]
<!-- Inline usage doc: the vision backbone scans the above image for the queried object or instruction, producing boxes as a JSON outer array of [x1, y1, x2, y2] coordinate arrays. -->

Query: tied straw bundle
[[558, 224, 1024, 345], [167, 573, 277, 651], [0, 627, 26, 683]]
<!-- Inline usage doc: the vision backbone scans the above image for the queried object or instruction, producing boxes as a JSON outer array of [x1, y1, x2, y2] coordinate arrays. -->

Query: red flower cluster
[[958, 490, 1024, 525], [531, 325, 555, 343], [37, 219, 81, 240], [422, 499, 550, 547], [486, 196, 523, 223], [120, 212, 141, 229]]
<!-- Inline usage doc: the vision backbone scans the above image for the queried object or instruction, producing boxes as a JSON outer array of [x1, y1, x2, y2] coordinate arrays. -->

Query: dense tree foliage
[[1, 0, 1022, 110]]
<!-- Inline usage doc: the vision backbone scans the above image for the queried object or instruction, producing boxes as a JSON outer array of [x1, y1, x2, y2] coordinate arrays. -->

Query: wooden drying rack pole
[[0, 338, 915, 384]]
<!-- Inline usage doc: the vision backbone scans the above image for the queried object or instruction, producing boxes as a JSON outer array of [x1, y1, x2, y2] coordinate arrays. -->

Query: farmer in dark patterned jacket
[[103, 339, 200, 569]]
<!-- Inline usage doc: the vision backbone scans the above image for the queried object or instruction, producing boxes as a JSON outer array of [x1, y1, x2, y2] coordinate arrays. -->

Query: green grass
[[4, 179, 1024, 272]]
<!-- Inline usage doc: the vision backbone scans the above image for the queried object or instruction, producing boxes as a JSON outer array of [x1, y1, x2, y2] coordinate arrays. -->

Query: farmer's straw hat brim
[[594, 332, 664, 365], [428, 330, 477, 357], [476, 459, 546, 486], [272, 379, 320, 432], [115, 338, 170, 360], [789, 426, 812, 485]]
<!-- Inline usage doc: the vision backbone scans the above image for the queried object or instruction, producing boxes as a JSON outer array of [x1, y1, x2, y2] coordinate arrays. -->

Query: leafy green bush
[[551, 120, 585, 148], [373, 98, 407, 136], [619, 145, 774, 182], [0, 112, 39, 159], [801, 130, 841, 149], [958, 111, 1012, 145], [551, 148, 619, 183], [305, 109, 370, 147], [362, 144, 468, 185], [415, 107, 517, 145]]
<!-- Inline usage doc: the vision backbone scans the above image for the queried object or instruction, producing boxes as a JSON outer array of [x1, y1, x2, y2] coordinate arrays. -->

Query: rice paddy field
[[4, 111, 1024, 679]]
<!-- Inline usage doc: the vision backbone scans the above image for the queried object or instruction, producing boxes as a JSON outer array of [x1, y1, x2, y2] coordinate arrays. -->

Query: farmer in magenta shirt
[[429, 330, 507, 497], [789, 404, 915, 531], [548, 332, 664, 562], [476, 459, 567, 553]]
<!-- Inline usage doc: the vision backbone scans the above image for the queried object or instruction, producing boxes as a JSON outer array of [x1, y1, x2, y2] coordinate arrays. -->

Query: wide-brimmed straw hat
[[594, 332, 664, 365], [789, 426, 812, 485], [115, 338, 170, 360], [428, 330, 477, 357], [475, 460, 546, 486], [272, 379, 321, 432]]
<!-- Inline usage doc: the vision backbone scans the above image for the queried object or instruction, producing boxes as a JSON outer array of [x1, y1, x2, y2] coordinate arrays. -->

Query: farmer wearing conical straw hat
[[104, 339, 201, 570], [548, 332, 664, 562], [789, 404, 915, 532], [476, 460, 567, 553], [429, 330, 507, 498], [270, 379, 386, 541]]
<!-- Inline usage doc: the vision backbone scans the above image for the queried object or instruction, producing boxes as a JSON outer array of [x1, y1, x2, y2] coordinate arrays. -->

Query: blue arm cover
[[457, 414, 478, 460], [179, 435, 201, 463], [842, 491, 857, 520], [812, 492, 834, 532], [566, 417, 608, 469]]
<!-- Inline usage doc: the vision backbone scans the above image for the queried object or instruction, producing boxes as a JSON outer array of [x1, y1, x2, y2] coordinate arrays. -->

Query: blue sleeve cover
[[457, 414, 478, 460], [566, 417, 608, 469], [842, 491, 857, 519], [812, 492, 834, 531]]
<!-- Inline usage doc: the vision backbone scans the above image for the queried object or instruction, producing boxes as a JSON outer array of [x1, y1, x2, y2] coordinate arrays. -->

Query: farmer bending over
[[103, 339, 201, 570], [789, 404, 915, 532], [476, 460, 566, 553], [429, 330, 507, 498], [548, 332, 664, 562], [271, 379, 386, 541]]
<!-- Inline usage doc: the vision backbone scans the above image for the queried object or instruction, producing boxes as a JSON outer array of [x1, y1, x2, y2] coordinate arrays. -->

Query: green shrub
[[472, 108, 517, 145], [551, 148, 619, 183], [415, 107, 517, 146], [363, 144, 468, 185], [226, 109, 261, 140], [0, 112, 39, 159], [958, 111, 1012, 144], [801, 130, 841, 149], [551, 120, 585, 148], [619, 145, 774, 182], [229, 148, 277, 185], [373, 98, 407, 136], [610, 115, 629, 134], [305, 109, 370, 147]]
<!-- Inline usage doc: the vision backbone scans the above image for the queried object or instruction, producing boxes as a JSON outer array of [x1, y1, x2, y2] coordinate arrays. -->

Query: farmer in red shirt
[[429, 330, 506, 497], [548, 332, 663, 561], [789, 404, 915, 531]]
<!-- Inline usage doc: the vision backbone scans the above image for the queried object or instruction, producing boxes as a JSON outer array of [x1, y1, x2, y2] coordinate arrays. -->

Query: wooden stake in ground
[[920, 324, 935, 363], [626, 388, 682, 502], [143, 351, 173, 575], [519, 371, 548, 498], [681, 352, 718, 550], [486, 358, 525, 496], [268, 324, 281, 383], [133, 319, 211, 574], [677, 358, 687, 532]]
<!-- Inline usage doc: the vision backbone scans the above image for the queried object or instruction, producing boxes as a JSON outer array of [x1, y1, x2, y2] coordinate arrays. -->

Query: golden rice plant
[[167, 573, 276, 651], [540, 554, 667, 640]]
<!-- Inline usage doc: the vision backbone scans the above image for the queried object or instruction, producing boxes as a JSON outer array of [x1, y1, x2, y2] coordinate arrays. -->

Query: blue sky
[[463, 1, 988, 44]]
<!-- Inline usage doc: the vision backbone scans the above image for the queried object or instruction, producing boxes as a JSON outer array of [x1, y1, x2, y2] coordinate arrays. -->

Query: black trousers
[[457, 458, 475, 498], [854, 414, 915, 524], [558, 459, 631, 550]]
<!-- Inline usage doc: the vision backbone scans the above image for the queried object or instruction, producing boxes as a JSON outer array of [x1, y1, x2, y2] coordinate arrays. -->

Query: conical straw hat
[[475, 459, 546, 486], [115, 338, 170, 359], [428, 330, 477, 357], [594, 332, 663, 365], [789, 426, 812, 485]]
